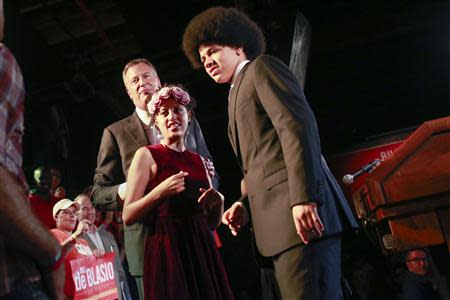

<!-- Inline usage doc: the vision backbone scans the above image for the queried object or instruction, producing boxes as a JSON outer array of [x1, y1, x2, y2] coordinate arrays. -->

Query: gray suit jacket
[[91, 111, 217, 276], [81, 227, 129, 300], [228, 55, 357, 257]]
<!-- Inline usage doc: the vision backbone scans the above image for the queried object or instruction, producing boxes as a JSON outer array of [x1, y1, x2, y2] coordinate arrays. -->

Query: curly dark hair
[[182, 6, 266, 69]]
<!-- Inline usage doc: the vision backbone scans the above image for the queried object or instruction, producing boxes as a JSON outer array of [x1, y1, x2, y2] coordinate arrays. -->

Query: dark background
[[3, 0, 450, 298], [4, 0, 449, 194]]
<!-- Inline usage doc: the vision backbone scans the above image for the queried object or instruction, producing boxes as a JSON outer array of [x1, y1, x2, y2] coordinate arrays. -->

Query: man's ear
[[236, 47, 244, 56]]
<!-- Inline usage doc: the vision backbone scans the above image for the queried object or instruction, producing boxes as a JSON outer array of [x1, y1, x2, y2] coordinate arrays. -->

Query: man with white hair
[[92, 58, 218, 299]]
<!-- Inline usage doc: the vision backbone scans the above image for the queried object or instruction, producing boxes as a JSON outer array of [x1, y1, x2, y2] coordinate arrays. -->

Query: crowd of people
[[1, 2, 448, 300]]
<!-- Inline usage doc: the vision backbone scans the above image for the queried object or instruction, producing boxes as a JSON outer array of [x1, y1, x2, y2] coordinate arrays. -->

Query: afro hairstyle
[[182, 6, 266, 69]]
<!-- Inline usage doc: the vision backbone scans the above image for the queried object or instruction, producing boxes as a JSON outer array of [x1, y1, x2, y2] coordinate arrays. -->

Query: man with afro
[[183, 6, 357, 300]]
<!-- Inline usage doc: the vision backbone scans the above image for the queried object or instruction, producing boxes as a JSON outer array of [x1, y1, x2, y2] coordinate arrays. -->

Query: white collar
[[230, 60, 250, 90], [135, 107, 151, 125]]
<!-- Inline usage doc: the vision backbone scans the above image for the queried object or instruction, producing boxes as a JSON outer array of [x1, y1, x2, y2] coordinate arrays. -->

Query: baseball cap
[[52, 198, 80, 218]]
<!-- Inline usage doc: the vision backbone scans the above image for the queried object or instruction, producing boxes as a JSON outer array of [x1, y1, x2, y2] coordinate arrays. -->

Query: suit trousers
[[273, 237, 341, 300], [134, 276, 144, 300]]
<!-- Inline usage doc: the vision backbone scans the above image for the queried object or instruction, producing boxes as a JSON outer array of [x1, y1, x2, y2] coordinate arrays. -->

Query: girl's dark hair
[[182, 6, 266, 69]]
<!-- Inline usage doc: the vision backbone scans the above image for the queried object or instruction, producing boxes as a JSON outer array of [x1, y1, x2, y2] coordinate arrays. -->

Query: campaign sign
[[70, 252, 118, 300]]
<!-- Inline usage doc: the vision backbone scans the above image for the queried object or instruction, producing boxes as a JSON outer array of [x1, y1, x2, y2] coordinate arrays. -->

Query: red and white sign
[[70, 252, 118, 300]]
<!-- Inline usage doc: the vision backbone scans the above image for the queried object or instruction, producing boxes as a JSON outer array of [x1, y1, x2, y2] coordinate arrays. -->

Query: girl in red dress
[[123, 85, 234, 300]]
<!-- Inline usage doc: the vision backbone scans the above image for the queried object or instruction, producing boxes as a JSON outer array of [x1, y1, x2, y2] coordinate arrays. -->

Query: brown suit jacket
[[228, 55, 357, 257]]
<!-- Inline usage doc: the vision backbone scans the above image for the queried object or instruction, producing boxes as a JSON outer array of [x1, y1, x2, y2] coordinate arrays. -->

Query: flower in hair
[[147, 86, 191, 116]]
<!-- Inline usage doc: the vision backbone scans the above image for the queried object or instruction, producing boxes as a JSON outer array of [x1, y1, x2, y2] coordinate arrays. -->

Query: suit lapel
[[97, 228, 110, 250], [126, 112, 149, 147], [83, 232, 97, 249], [228, 63, 249, 162], [227, 87, 238, 155], [84, 228, 110, 251]]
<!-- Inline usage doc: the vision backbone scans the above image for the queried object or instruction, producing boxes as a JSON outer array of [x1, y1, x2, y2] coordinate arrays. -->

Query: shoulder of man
[[252, 54, 287, 70], [105, 112, 137, 133], [107, 113, 135, 129]]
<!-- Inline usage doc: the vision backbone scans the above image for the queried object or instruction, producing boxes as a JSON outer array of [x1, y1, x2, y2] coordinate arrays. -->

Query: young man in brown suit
[[183, 7, 358, 300]]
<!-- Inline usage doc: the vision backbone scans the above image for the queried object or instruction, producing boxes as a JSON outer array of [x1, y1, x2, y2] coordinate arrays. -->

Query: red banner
[[70, 252, 118, 300]]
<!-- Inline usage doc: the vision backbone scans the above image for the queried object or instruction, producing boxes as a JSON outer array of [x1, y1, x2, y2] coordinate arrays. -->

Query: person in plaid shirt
[[0, 0, 64, 298]]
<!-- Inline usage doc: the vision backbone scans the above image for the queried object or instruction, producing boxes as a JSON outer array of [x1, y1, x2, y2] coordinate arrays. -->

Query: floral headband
[[147, 86, 191, 116]]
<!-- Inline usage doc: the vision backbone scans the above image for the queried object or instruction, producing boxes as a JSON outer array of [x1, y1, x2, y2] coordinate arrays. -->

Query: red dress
[[143, 144, 234, 300]]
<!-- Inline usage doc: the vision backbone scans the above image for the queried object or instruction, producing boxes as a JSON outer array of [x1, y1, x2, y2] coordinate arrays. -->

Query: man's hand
[[222, 202, 248, 236], [203, 158, 215, 179], [292, 203, 324, 244], [198, 188, 223, 212]]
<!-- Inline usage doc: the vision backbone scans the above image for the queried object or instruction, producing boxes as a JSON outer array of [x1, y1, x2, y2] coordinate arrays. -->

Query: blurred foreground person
[[0, 0, 64, 297]]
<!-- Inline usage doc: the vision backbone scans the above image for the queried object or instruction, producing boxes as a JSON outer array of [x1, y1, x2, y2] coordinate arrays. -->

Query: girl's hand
[[155, 171, 188, 199]]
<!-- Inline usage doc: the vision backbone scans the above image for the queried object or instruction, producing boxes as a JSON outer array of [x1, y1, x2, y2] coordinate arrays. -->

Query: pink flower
[[159, 87, 172, 99], [172, 87, 183, 99], [147, 86, 191, 117]]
